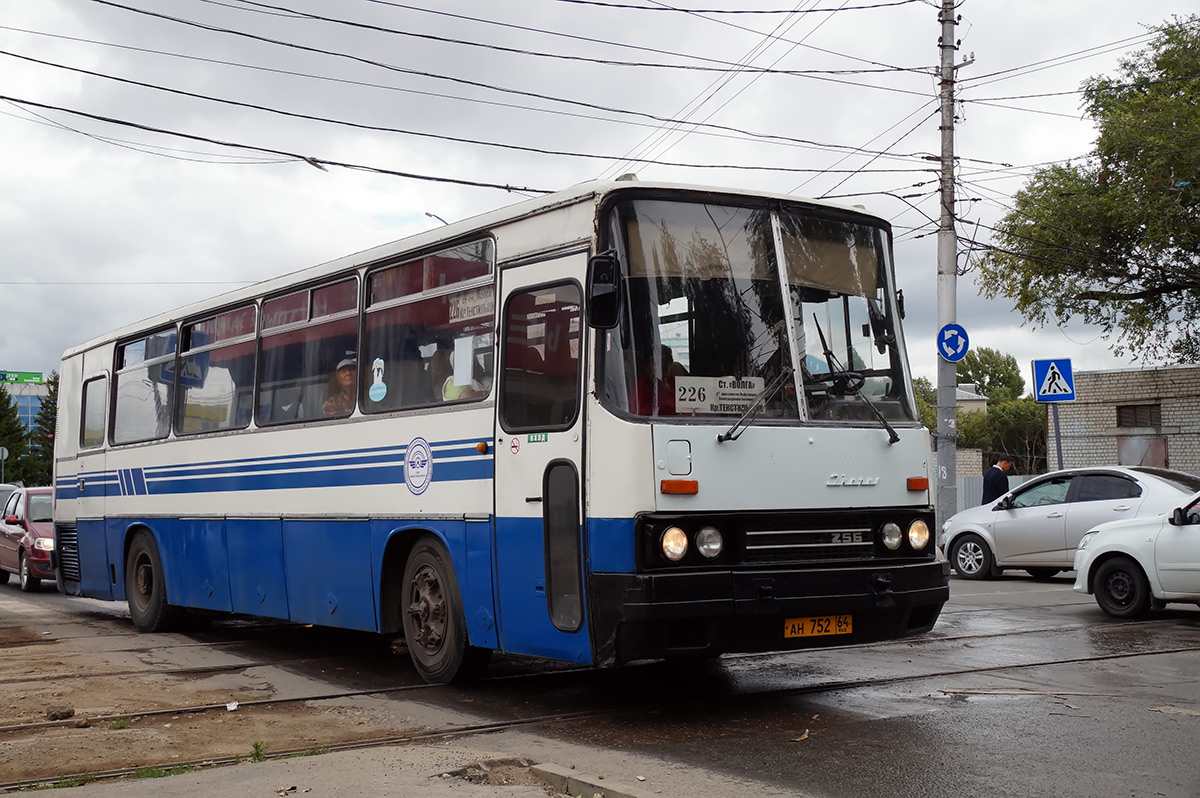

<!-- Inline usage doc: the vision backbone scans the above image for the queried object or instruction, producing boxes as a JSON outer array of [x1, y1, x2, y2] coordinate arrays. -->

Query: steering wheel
[[807, 370, 865, 395]]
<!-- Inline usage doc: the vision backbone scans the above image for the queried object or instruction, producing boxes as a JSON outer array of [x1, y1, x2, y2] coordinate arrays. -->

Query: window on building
[[176, 305, 257, 435], [81, 377, 107, 449], [258, 278, 360, 424], [1116, 404, 1161, 428], [113, 329, 176, 445], [361, 240, 495, 413]]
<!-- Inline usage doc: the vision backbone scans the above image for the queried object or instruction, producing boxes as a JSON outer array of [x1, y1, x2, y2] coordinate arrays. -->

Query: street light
[[425, 212, 448, 225]]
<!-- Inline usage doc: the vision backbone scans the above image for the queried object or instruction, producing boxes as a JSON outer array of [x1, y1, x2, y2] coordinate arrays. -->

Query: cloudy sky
[[0, 0, 1192, 393]]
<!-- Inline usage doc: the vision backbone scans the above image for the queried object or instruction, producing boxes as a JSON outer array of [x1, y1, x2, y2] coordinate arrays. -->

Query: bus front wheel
[[401, 536, 490, 684], [126, 530, 181, 633]]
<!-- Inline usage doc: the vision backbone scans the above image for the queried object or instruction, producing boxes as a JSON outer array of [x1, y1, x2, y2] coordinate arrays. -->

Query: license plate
[[784, 615, 853, 638]]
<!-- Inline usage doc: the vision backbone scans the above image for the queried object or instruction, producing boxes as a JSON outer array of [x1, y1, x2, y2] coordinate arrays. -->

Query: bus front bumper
[[590, 560, 950, 665]]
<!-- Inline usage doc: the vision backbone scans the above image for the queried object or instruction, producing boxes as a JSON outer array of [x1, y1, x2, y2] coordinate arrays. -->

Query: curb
[[532, 763, 657, 798]]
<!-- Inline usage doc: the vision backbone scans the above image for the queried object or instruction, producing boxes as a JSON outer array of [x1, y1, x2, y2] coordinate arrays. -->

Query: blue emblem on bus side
[[404, 437, 433, 495]]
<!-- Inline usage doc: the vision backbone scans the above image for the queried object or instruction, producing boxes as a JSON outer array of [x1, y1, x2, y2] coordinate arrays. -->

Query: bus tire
[[401, 536, 491, 684], [126, 530, 181, 633]]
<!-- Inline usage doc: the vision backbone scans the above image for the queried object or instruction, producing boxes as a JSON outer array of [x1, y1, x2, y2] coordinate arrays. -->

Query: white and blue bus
[[54, 179, 949, 683]]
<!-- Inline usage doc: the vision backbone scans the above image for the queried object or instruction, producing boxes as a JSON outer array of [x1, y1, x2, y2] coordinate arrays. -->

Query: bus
[[54, 178, 950, 684]]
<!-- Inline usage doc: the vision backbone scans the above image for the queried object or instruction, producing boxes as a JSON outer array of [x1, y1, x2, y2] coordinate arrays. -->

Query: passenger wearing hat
[[323, 355, 357, 416]]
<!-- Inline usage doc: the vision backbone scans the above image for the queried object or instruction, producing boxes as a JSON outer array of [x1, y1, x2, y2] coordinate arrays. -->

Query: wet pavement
[[4, 573, 1200, 797]]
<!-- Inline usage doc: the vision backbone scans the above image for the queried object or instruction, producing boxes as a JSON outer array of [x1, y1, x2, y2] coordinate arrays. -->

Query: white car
[[938, 467, 1200, 580], [1073, 491, 1200, 617]]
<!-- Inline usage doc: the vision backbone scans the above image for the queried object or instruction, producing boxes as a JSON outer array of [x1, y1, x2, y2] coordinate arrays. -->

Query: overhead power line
[[549, 0, 925, 13], [0, 49, 937, 176], [210, 0, 926, 76], [0, 93, 553, 193], [0, 25, 930, 161]]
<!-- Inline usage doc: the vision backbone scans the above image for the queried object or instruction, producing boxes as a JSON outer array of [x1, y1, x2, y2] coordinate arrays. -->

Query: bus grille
[[56, 524, 81, 582], [743, 527, 874, 563]]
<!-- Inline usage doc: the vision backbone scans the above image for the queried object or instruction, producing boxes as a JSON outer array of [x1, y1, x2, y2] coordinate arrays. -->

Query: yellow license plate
[[784, 615, 853, 638]]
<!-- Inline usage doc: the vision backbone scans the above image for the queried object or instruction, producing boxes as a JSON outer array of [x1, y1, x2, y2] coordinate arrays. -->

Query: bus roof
[[61, 178, 883, 359]]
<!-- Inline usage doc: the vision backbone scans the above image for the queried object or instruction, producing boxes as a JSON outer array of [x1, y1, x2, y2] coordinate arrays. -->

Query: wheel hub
[[407, 565, 446, 653], [957, 542, 984, 574]]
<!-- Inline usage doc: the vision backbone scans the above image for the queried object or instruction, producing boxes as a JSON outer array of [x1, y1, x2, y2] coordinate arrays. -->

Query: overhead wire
[[0, 50, 938, 177], [207, 0, 927, 77], [0, 25, 935, 162], [0, 93, 554, 194], [599, 0, 826, 179], [550, 0, 926, 12]]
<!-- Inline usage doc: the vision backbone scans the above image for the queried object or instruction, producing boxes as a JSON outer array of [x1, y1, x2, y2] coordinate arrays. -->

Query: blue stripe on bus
[[142, 446, 486, 481], [98, 457, 494, 496]]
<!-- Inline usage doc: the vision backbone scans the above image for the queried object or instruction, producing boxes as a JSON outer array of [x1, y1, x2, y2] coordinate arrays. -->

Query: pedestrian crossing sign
[[1032, 359, 1076, 402]]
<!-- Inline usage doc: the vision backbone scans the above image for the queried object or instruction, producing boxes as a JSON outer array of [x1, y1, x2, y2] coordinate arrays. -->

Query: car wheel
[[1094, 557, 1151, 619], [126, 530, 181, 632], [950, 533, 994, 580], [19, 552, 42, 593], [401, 535, 491, 684], [1025, 568, 1060, 580]]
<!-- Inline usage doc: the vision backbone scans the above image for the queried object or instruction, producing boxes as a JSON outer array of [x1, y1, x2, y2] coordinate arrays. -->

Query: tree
[[912, 376, 937, 430], [24, 372, 58, 487], [958, 399, 1047, 475], [955, 347, 1025, 402], [978, 16, 1200, 363], [0, 384, 28, 485]]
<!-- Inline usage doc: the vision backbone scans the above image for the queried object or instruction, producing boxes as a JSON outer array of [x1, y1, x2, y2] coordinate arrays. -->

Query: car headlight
[[908, 519, 931, 550], [1078, 532, 1097, 551], [881, 522, 902, 551], [34, 538, 55, 551], [661, 527, 688, 561], [695, 525, 723, 559]]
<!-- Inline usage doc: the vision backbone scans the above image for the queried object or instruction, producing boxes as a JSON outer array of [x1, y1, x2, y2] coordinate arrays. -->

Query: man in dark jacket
[[981, 456, 1014, 504]]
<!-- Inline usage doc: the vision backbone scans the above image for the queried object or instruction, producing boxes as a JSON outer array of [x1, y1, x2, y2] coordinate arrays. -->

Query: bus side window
[[80, 376, 108, 448]]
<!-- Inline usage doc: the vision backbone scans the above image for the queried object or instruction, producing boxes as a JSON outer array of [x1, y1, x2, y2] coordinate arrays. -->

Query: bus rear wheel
[[126, 530, 181, 633], [401, 536, 490, 684]]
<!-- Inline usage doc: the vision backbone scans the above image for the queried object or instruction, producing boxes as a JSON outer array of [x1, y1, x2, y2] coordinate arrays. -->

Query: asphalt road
[[3, 569, 1199, 797]]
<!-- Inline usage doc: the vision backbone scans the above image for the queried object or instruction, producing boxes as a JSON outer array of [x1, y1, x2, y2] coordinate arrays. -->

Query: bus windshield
[[598, 198, 916, 423]]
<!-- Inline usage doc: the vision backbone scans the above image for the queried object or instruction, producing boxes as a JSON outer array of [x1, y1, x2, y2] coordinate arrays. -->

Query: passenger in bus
[[431, 347, 489, 401], [631, 345, 681, 415], [323, 356, 357, 416]]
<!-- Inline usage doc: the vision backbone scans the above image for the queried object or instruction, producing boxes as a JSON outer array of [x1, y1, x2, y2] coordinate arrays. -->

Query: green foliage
[[24, 373, 57, 487], [912, 376, 937, 430], [249, 741, 267, 762], [107, 718, 130, 730], [0, 384, 29, 484], [978, 16, 1200, 363], [958, 399, 1047, 474], [955, 347, 1024, 402]]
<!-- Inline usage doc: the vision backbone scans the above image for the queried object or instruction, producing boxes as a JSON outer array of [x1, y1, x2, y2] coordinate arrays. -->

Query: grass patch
[[21, 775, 95, 790], [249, 741, 267, 763], [279, 747, 332, 760], [106, 719, 130, 730]]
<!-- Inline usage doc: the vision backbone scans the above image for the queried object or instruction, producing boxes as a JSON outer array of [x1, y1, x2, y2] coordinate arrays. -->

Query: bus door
[[493, 258, 591, 663]]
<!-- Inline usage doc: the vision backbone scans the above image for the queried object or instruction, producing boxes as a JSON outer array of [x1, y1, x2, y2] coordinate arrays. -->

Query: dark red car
[[0, 486, 54, 592]]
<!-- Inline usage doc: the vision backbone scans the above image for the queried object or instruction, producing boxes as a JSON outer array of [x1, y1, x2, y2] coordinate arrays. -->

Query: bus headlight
[[661, 527, 688, 561], [696, 526, 723, 559], [881, 522, 902, 551], [908, 519, 931, 550]]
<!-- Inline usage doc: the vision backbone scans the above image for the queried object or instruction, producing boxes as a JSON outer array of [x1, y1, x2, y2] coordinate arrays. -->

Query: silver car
[[938, 467, 1200, 580]]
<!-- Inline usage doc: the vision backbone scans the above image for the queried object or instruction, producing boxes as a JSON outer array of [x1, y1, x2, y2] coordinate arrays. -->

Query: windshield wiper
[[812, 314, 900, 445], [717, 366, 793, 444]]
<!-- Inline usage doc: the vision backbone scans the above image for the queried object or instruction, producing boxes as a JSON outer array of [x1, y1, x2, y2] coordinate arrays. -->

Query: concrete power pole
[[935, 0, 960, 530]]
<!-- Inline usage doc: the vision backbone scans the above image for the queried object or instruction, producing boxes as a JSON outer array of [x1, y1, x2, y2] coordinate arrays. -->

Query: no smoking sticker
[[510, 438, 520, 455]]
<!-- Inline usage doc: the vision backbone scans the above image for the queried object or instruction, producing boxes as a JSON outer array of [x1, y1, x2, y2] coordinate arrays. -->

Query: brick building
[[1046, 364, 1200, 472]]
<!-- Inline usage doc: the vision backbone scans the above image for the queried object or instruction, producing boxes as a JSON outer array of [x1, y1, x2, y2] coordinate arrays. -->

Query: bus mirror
[[585, 251, 622, 329]]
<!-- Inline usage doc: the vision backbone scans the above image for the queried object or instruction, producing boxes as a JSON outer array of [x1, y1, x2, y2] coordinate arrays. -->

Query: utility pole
[[935, 0, 961, 530]]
